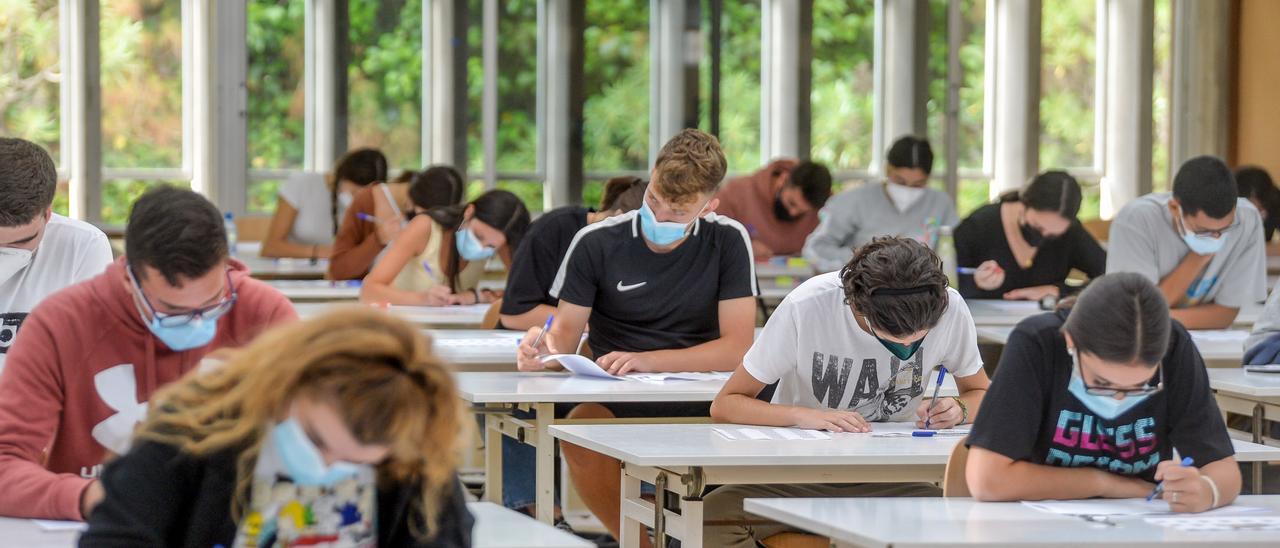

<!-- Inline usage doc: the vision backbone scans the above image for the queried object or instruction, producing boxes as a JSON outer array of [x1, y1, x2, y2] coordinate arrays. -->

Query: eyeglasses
[[1177, 205, 1235, 238], [129, 266, 238, 327], [1074, 352, 1164, 397]]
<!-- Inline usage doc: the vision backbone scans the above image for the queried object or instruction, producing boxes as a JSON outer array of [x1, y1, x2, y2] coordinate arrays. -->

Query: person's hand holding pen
[[915, 366, 965, 429], [1151, 451, 1217, 513], [516, 315, 558, 372], [970, 260, 1005, 291], [357, 212, 404, 245]]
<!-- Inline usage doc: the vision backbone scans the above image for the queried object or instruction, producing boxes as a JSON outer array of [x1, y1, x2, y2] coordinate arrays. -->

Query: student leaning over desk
[[516, 129, 757, 547], [81, 308, 473, 547], [966, 272, 1241, 513], [0, 187, 297, 521], [1106, 155, 1266, 330], [361, 188, 530, 307], [706, 236, 991, 547]]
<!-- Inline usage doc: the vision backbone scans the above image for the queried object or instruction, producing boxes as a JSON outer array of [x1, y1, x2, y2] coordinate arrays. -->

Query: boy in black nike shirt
[[516, 129, 757, 546]]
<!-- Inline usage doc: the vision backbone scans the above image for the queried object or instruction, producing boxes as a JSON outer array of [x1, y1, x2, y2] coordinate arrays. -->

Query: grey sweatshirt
[[802, 182, 959, 272]]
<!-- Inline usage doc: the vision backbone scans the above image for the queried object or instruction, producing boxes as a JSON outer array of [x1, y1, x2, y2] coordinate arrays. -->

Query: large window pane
[[1039, 0, 1097, 170], [466, 0, 538, 176], [0, 0, 61, 164], [1151, 0, 1173, 192], [101, 0, 184, 168], [700, 0, 761, 172], [810, 1, 876, 172], [926, 0, 986, 173], [246, 0, 305, 214], [348, 0, 422, 169], [584, 0, 649, 173]]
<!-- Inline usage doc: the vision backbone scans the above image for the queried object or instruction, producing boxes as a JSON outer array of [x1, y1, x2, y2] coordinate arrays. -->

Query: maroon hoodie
[[0, 258, 296, 520]]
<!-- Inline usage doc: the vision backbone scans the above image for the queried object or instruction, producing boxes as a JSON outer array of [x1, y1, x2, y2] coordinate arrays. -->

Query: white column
[[1170, 0, 1230, 168], [1100, 0, 1152, 218], [62, 0, 102, 222], [542, 0, 575, 208], [649, 0, 689, 165], [760, 0, 803, 160], [191, 0, 249, 215], [881, 0, 927, 143], [308, 0, 342, 171], [481, 0, 498, 189], [990, 0, 1040, 197]]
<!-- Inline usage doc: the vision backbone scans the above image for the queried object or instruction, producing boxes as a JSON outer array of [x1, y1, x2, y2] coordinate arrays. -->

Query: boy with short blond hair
[[516, 129, 757, 546]]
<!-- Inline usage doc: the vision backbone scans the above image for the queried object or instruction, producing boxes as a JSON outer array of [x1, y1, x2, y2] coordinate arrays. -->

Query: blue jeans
[[500, 410, 561, 510]]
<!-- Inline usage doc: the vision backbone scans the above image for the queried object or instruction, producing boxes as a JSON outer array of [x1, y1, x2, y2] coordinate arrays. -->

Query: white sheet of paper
[[712, 426, 831, 441], [1023, 499, 1267, 517], [1144, 516, 1280, 531], [540, 354, 620, 380], [32, 519, 88, 532], [627, 371, 731, 383], [870, 428, 970, 438]]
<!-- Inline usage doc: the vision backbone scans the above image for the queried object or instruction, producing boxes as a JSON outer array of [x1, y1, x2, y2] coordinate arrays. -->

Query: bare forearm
[[955, 389, 986, 424], [1158, 255, 1212, 307], [499, 304, 557, 331], [970, 459, 1111, 501], [1202, 458, 1242, 507], [1169, 304, 1238, 330], [646, 336, 751, 372], [710, 393, 807, 426]]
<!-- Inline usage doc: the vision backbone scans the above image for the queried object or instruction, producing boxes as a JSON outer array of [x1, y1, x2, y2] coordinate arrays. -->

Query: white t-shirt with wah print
[[742, 273, 983, 421]]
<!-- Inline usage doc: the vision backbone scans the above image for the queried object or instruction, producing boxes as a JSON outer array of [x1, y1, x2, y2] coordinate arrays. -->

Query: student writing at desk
[[327, 166, 464, 280], [955, 171, 1105, 301], [516, 129, 757, 547], [1106, 156, 1266, 329], [81, 309, 473, 547], [498, 176, 645, 331], [706, 236, 991, 547], [262, 148, 388, 260], [966, 273, 1241, 513], [713, 158, 833, 260], [361, 189, 530, 306]]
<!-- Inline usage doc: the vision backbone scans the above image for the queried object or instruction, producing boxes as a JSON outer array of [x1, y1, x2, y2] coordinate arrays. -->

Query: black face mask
[[773, 191, 799, 222], [1019, 222, 1047, 247]]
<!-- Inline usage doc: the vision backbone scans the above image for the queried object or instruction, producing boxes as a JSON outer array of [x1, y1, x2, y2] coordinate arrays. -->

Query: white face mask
[[0, 247, 34, 285], [885, 182, 926, 212]]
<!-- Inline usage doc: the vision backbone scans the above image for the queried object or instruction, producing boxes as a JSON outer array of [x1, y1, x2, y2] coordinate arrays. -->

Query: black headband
[[871, 285, 936, 296]]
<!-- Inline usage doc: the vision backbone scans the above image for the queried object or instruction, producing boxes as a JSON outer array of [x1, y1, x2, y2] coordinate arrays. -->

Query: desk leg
[[483, 413, 503, 504], [680, 495, 705, 548], [534, 402, 555, 524], [1253, 403, 1264, 494], [621, 466, 645, 548]]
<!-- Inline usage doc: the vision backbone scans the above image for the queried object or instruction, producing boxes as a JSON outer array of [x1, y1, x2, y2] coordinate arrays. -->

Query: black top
[[80, 439, 473, 548], [967, 312, 1234, 484], [499, 206, 591, 320], [954, 202, 1106, 299], [550, 211, 757, 356]]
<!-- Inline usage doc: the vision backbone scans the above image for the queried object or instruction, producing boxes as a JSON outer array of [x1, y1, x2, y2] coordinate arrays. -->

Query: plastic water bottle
[[224, 212, 238, 257], [937, 225, 958, 288]]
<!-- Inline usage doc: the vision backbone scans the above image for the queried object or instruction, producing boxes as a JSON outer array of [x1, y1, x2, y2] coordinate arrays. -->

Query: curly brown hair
[[652, 128, 728, 205], [839, 236, 950, 337]]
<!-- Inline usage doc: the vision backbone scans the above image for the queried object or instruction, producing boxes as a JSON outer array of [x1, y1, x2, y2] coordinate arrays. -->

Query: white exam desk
[[743, 495, 1280, 548], [1209, 368, 1280, 490], [293, 302, 491, 328]]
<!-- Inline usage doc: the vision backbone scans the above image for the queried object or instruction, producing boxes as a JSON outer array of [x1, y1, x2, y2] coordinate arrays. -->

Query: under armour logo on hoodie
[[91, 364, 149, 456]]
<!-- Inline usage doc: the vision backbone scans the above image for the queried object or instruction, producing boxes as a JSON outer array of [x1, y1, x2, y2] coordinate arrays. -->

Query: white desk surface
[[236, 243, 329, 279], [457, 372, 726, 404], [977, 326, 1249, 363], [429, 329, 523, 365], [1209, 368, 1280, 398], [969, 301, 1261, 330], [743, 496, 1280, 548], [469, 502, 591, 547], [0, 518, 79, 548], [755, 260, 817, 279], [266, 279, 361, 301], [293, 302, 490, 327], [549, 422, 1280, 468]]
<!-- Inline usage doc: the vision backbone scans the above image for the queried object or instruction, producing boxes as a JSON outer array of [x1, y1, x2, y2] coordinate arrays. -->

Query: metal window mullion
[[312, 0, 341, 170], [981, 0, 998, 177], [182, 0, 196, 182], [1092, 0, 1108, 176], [482, 0, 498, 189], [65, 0, 102, 222], [944, 0, 962, 202]]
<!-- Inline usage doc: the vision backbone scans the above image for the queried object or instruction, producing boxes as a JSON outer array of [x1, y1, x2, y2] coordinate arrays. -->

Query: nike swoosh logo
[[616, 281, 647, 292]]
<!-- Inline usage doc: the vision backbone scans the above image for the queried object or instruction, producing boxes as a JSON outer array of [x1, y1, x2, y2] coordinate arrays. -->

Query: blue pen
[[923, 366, 948, 430], [421, 261, 435, 278], [356, 212, 377, 222], [1147, 451, 1194, 501], [957, 267, 977, 275], [527, 314, 554, 353]]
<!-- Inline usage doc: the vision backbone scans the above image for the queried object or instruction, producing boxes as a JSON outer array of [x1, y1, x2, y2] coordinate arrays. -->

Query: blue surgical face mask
[[1065, 349, 1152, 420], [1176, 205, 1227, 255], [272, 418, 362, 487], [128, 267, 227, 351], [639, 193, 709, 245], [455, 226, 496, 261]]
